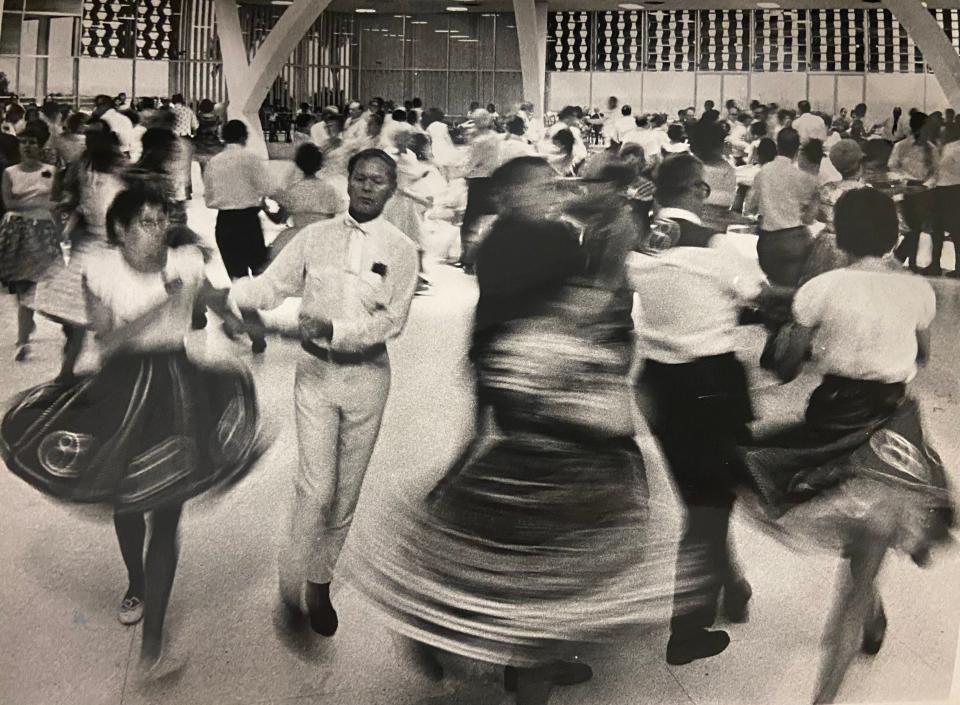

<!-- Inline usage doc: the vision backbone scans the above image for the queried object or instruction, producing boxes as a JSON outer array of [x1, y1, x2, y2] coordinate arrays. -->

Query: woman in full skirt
[[1, 184, 266, 673], [739, 188, 954, 703]]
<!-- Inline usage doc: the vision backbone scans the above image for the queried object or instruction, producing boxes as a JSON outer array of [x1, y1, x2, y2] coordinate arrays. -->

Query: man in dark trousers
[[628, 153, 765, 665]]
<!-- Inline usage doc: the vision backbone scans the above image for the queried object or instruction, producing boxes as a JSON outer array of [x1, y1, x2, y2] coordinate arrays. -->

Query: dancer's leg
[[58, 325, 84, 381], [141, 504, 183, 663], [114, 512, 146, 597], [812, 537, 887, 704]]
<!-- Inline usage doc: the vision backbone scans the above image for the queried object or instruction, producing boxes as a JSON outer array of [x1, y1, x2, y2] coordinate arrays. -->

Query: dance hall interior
[[1, 1, 960, 705]]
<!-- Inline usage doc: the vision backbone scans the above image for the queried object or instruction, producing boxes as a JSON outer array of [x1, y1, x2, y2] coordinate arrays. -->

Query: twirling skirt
[[0, 214, 60, 288], [347, 433, 687, 667], [740, 376, 955, 558], [1, 350, 265, 516]]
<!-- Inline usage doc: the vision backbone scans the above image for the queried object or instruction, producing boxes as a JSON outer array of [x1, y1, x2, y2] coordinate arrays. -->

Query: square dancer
[[629, 154, 767, 665], [231, 149, 418, 636]]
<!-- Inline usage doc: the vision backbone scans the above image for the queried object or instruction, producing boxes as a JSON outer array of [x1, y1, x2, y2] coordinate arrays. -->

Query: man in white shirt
[[629, 153, 766, 667], [607, 105, 637, 149], [94, 94, 134, 156], [621, 115, 667, 165], [232, 149, 418, 637], [342, 101, 368, 143], [793, 100, 828, 145]]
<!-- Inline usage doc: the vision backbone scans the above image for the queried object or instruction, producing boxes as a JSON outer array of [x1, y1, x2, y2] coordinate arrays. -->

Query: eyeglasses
[[137, 217, 168, 230]]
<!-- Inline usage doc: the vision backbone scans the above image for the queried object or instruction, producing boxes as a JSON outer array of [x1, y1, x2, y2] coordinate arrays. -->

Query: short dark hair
[[19, 120, 50, 147], [834, 188, 899, 257], [295, 142, 324, 176], [392, 108, 407, 122], [551, 127, 575, 154], [295, 112, 313, 131], [105, 185, 169, 246], [41, 101, 60, 121], [347, 148, 397, 185], [506, 115, 525, 136], [489, 156, 554, 193], [756, 137, 778, 164], [777, 127, 801, 158], [800, 139, 824, 165], [749, 120, 768, 139], [198, 99, 215, 114], [798, 100, 811, 113], [171, 93, 185, 104], [654, 153, 703, 203], [704, 100, 715, 110], [66, 112, 87, 134], [621, 105, 632, 116], [412, 97, 423, 108], [667, 123, 685, 142], [223, 119, 248, 145]]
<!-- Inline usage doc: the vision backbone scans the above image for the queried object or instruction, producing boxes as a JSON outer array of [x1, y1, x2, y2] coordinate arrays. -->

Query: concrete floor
[[1, 196, 959, 705]]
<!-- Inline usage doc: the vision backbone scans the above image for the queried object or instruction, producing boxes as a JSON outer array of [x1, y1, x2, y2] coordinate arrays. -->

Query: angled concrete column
[[213, 0, 332, 156], [513, 0, 548, 114], [886, 0, 960, 109]]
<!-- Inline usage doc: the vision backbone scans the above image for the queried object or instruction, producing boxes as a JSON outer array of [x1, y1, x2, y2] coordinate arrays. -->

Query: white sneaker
[[119, 596, 144, 625]]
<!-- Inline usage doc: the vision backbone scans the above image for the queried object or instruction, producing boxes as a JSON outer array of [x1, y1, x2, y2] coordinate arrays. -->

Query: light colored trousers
[[279, 350, 391, 600]]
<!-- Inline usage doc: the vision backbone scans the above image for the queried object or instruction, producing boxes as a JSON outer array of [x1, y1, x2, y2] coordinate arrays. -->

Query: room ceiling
[[310, 0, 960, 11]]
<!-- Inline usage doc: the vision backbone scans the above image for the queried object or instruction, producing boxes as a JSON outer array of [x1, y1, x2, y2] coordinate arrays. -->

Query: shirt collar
[[657, 207, 703, 226], [343, 211, 382, 235]]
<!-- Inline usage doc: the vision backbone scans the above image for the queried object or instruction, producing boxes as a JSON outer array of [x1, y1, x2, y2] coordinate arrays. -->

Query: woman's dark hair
[[19, 120, 50, 148], [198, 99, 215, 114], [295, 142, 324, 176], [801, 139, 824, 166], [756, 137, 777, 164], [83, 119, 123, 172], [138, 127, 177, 172], [422, 107, 445, 129], [391, 108, 406, 122], [408, 132, 430, 161], [295, 112, 313, 132], [138, 97, 156, 111], [65, 112, 87, 135], [5, 104, 25, 123], [552, 127, 575, 155], [105, 185, 169, 246], [506, 115, 526, 136], [910, 111, 928, 141], [834, 187, 899, 257], [223, 119, 248, 145]]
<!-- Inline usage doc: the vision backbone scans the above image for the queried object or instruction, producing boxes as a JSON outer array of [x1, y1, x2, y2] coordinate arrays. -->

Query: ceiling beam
[[886, 0, 960, 110], [512, 0, 548, 115]]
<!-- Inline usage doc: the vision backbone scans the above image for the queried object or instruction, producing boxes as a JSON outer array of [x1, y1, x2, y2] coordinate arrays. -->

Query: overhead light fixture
[[271, 1, 293, 5], [619, 3, 644, 9], [435, 29, 450, 33], [756, 2, 780, 7], [411, 21, 428, 25], [447, 6, 469, 12], [355, 8, 376, 13]]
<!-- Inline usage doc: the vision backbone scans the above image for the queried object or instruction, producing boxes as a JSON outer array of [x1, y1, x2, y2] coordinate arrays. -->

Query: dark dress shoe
[[722, 578, 753, 623], [666, 629, 731, 666], [251, 337, 267, 354], [862, 602, 887, 655], [503, 660, 593, 693]]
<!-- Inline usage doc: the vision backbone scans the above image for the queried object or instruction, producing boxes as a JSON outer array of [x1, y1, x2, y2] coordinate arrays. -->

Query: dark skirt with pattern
[[0, 215, 60, 289], [739, 376, 955, 559], [1, 349, 265, 516], [347, 432, 685, 667]]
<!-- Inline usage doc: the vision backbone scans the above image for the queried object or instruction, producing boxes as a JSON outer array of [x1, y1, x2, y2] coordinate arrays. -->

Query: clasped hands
[[298, 312, 333, 342]]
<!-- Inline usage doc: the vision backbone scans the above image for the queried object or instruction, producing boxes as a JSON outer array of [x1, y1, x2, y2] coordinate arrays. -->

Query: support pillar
[[213, 0, 332, 157], [886, 0, 960, 110], [513, 0, 548, 115]]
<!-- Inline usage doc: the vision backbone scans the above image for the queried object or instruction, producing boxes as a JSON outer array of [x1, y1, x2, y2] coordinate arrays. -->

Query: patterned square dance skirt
[[1, 349, 266, 515]]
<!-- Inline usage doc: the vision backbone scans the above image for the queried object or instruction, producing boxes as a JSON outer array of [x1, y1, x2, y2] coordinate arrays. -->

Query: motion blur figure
[[1, 185, 264, 674], [741, 188, 954, 704], [347, 158, 687, 705]]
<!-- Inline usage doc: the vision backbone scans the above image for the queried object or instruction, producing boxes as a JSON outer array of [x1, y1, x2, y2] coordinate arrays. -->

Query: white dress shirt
[[230, 212, 419, 353], [793, 112, 828, 144], [202, 144, 273, 210]]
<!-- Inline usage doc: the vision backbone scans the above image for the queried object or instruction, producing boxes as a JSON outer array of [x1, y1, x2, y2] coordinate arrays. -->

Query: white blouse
[[84, 245, 207, 350]]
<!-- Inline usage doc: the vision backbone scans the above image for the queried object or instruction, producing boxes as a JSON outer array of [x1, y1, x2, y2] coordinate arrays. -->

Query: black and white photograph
[[0, 1, 958, 704]]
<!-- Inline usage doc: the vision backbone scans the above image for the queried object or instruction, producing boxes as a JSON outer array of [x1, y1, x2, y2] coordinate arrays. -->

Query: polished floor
[[1, 193, 959, 705]]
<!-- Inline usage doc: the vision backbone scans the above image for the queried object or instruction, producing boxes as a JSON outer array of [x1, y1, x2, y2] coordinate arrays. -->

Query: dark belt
[[301, 339, 386, 364]]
